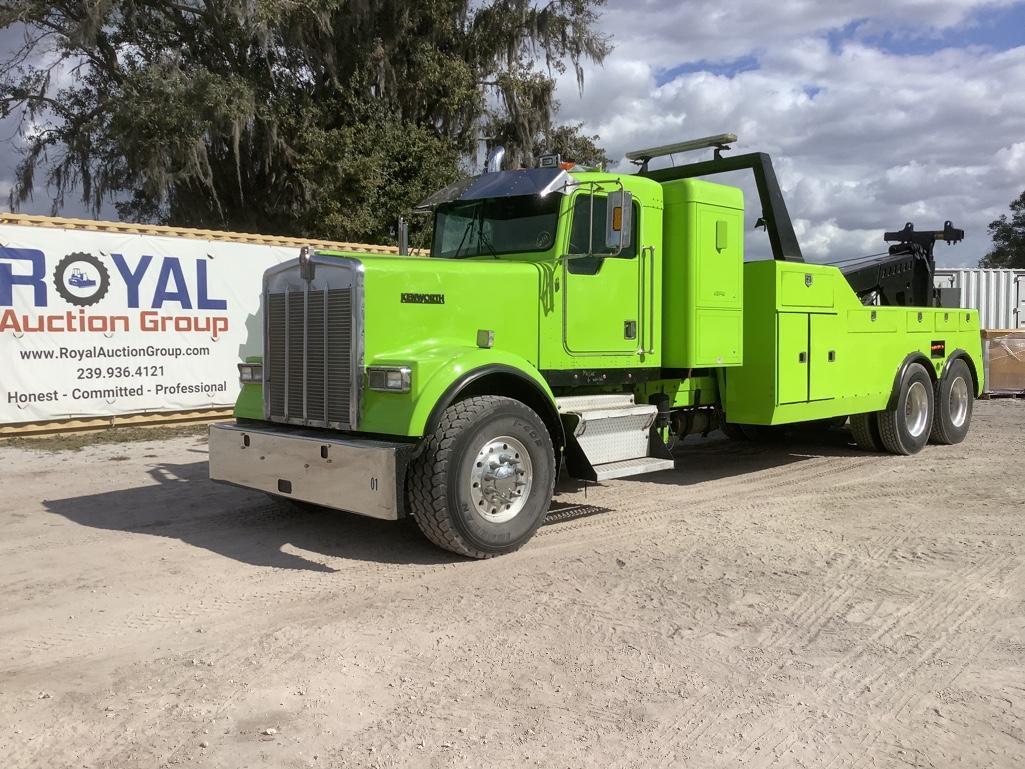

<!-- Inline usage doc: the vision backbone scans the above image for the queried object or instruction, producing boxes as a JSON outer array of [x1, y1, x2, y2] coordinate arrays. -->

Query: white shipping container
[[934, 268, 1025, 330]]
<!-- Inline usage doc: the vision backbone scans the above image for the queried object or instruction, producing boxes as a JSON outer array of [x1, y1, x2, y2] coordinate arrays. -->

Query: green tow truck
[[210, 134, 983, 558]]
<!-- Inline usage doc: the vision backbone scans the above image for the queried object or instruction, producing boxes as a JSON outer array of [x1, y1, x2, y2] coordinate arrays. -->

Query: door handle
[[798, 351, 807, 363]]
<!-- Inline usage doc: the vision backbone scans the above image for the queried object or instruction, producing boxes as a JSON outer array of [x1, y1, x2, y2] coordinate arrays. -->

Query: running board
[[592, 456, 676, 481], [557, 393, 675, 481]]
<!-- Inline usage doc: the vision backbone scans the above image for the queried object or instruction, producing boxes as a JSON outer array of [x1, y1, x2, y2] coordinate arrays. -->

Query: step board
[[592, 456, 676, 481], [556, 394, 671, 477], [556, 393, 637, 413]]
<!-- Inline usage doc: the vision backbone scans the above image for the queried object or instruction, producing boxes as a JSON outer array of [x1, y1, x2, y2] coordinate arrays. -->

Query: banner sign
[[0, 224, 311, 424]]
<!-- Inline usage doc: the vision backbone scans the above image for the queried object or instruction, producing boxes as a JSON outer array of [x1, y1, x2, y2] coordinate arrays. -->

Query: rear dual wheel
[[850, 411, 884, 452], [851, 363, 933, 455], [877, 363, 935, 455], [852, 359, 973, 455], [930, 358, 973, 445]]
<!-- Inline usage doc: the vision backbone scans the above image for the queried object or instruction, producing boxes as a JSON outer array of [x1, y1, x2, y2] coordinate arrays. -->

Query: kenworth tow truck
[[209, 134, 983, 558]]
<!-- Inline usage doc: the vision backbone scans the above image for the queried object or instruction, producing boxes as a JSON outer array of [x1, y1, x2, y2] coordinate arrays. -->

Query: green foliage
[[535, 122, 610, 168], [980, 190, 1025, 268], [0, 0, 610, 244]]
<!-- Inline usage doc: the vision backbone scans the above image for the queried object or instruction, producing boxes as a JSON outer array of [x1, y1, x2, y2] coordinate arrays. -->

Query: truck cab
[[210, 135, 984, 559]]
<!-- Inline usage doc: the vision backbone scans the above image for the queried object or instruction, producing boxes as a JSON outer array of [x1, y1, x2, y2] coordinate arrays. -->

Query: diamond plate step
[[556, 393, 636, 413], [563, 403, 658, 465], [592, 456, 676, 481]]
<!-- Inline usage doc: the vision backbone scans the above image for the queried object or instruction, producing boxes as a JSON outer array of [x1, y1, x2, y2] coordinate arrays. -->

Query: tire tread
[[878, 363, 932, 455], [930, 359, 973, 445], [408, 395, 552, 559], [850, 412, 882, 452]]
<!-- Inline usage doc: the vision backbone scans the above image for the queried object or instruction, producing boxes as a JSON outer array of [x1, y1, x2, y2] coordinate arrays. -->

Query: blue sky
[[655, 4, 1025, 87], [830, 3, 1025, 55]]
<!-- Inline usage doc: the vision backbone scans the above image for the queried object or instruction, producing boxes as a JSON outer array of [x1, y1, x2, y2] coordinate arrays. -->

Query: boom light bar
[[625, 133, 738, 165]]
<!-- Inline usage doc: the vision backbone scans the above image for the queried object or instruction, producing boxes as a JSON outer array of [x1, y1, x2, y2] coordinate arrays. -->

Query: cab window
[[567, 194, 639, 275]]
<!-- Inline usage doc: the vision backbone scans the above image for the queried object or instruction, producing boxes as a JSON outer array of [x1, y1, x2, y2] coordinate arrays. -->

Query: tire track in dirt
[[536, 454, 881, 546], [639, 529, 911, 765], [523, 454, 907, 765], [5, 404, 1025, 769], [717, 554, 1021, 768], [630, 484, 1019, 767]]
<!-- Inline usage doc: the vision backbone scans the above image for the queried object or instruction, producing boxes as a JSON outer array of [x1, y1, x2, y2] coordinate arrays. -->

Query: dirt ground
[[1, 400, 1024, 769]]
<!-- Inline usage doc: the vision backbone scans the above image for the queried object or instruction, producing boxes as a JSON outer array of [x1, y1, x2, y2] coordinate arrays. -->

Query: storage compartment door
[[777, 313, 809, 404], [810, 313, 841, 401]]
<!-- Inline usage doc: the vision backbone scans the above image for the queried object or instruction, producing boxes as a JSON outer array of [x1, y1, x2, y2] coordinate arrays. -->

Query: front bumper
[[209, 423, 414, 520]]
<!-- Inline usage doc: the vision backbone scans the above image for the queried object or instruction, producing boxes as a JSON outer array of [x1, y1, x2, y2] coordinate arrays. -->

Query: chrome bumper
[[208, 423, 413, 520]]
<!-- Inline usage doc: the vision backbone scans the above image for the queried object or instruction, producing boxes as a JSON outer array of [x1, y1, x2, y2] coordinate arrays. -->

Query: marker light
[[238, 363, 263, 384]]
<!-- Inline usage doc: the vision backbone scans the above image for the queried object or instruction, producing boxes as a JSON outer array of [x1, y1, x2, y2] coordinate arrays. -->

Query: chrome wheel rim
[[905, 380, 930, 438], [469, 435, 533, 524], [949, 375, 969, 427]]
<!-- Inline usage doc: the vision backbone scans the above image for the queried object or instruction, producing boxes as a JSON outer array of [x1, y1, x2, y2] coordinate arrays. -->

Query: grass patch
[[0, 423, 211, 452]]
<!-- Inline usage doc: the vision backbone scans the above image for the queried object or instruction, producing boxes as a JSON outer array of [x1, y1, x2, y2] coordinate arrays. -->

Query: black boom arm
[[840, 221, 964, 307]]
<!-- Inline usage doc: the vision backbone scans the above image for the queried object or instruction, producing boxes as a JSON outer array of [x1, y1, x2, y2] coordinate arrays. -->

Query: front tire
[[878, 362, 934, 455], [930, 358, 973, 445], [408, 396, 556, 559]]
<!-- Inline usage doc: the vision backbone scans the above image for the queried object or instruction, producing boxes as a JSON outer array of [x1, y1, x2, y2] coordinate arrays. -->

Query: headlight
[[238, 363, 263, 384], [367, 366, 412, 393]]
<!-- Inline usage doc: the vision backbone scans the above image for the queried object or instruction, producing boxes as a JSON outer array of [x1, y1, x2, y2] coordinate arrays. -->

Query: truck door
[[561, 193, 646, 357]]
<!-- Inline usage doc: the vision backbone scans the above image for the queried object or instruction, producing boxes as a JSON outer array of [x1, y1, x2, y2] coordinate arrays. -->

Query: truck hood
[[264, 250, 550, 370], [356, 253, 546, 368]]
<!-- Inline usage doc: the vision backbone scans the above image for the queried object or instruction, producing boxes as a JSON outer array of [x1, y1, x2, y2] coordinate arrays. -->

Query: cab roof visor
[[415, 168, 576, 211]]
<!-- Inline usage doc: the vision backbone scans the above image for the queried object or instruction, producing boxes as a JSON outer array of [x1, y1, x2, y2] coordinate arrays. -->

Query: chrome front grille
[[264, 257, 361, 429]]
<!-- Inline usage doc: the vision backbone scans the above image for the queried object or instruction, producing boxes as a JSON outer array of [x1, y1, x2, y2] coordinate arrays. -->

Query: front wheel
[[407, 396, 556, 559]]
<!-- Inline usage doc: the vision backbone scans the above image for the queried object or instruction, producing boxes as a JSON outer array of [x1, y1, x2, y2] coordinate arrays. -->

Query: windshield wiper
[[451, 215, 476, 259], [450, 204, 498, 259], [475, 207, 499, 259]]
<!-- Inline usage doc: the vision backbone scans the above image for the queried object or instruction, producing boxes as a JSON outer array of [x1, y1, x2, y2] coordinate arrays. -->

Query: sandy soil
[[1, 400, 1024, 769]]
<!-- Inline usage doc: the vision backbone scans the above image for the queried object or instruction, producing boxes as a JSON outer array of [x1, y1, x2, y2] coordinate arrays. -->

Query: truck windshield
[[431, 194, 561, 259]]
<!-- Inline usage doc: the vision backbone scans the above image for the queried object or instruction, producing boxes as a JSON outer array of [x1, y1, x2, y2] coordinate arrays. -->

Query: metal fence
[[934, 268, 1025, 330]]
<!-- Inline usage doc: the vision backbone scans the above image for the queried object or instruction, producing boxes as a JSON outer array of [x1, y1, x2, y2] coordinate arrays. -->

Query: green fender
[[408, 347, 560, 439]]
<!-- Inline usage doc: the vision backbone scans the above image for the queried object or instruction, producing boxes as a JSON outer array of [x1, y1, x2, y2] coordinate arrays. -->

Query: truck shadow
[[42, 459, 457, 571], [659, 425, 868, 483], [42, 427, 867, 571], [555, 426, 867, 493]]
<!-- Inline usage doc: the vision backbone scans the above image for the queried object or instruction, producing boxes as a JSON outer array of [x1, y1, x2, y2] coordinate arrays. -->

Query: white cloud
[[555, 0, 1025, 265]]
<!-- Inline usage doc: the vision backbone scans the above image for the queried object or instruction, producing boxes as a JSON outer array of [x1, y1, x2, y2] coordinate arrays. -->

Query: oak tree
[[0, 1, 610, 243]]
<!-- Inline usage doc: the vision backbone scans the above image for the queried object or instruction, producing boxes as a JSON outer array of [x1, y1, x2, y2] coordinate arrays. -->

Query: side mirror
[[605, 191, 633, 252]]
